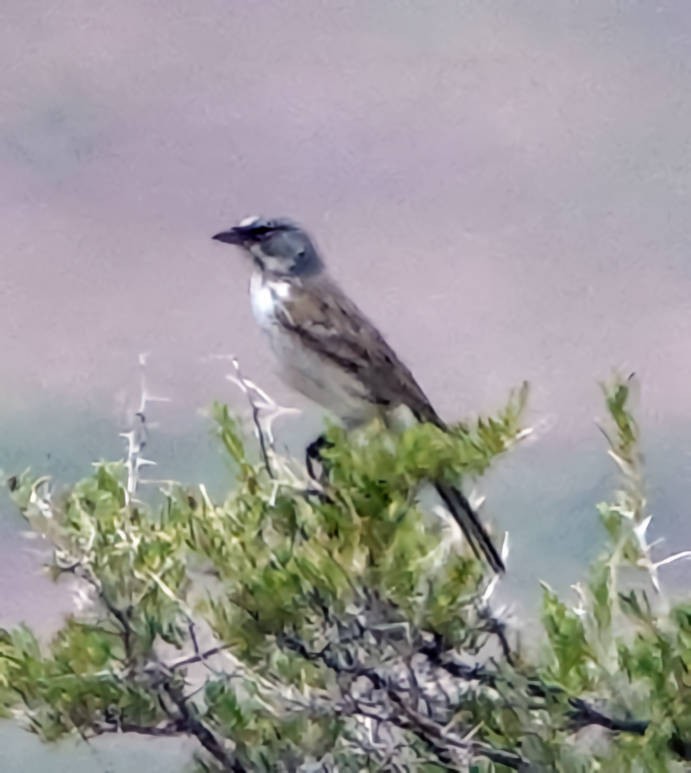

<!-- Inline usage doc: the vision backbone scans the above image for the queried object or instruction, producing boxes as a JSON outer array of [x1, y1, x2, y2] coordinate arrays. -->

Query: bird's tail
[[434, 482, 505, 574]]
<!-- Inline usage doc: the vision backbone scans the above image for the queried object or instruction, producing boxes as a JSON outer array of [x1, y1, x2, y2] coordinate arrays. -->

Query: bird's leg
[[305, 434, 333, 483]]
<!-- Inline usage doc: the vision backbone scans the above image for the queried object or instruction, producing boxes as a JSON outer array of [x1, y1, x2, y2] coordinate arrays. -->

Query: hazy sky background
[[1, 1, 691, 767]]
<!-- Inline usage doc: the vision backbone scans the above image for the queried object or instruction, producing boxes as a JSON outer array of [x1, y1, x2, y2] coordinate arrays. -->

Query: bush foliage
[[0, 376, 689, 771]]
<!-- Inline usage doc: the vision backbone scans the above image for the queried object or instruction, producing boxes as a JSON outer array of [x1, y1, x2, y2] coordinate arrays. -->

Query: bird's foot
[[305, 434, 333, 484], [300, 486, 333, 505]]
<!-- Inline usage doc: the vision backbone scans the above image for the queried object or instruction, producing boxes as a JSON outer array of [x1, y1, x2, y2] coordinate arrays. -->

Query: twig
[[161, 680, 246, 772], [89, 718, 185, 737], [178, 621, 226, 675], [419, 639, 691, 761], [228, 358, 275, 477], [119, 353, 169, 503], [280, 632, 523, 768], [62, 561, 136, 662], [169, 644, 233, 672], [387, 689, 523, 770], [566, 698, 648, 735]]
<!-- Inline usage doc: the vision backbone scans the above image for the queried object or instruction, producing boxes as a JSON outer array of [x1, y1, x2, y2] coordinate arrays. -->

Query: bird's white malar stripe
[[273, 281, 292, 299]]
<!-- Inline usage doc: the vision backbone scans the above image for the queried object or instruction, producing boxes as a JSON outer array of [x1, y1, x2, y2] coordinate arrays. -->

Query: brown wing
[[277, 275, 505, 573], [276, 275, 442, 427]]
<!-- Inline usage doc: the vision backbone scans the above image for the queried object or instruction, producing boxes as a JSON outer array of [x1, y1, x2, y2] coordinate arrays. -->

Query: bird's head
[[212, 216, 323, 276]]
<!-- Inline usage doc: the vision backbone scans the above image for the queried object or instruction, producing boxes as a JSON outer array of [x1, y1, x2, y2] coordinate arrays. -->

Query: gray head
[[212, 216, 324, 276]]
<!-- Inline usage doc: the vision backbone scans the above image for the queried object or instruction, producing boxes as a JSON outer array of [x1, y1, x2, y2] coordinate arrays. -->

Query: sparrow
[[212, 216, 505, 573]]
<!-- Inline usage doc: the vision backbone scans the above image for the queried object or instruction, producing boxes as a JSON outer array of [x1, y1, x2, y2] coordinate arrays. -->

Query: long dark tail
[[435, 482, 505, 574], [306, 426, 505, 573]]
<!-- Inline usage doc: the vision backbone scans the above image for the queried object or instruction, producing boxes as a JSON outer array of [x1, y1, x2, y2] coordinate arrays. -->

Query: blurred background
[[1, 1, 691, 768]]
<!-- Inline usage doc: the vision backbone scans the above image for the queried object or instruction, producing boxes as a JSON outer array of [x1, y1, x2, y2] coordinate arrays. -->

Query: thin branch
[[419, 639, 691, 761], [62, 561, 136, 662], [229, 358, 275, 478], [387, 689, 523, 770], [476, 604, 514, 665], [566, 698, 648, 735], [161, 680, 247, 772], [280, 632, 524, 768], [170, 643, 233, 672], [89, 718, 186, 738]]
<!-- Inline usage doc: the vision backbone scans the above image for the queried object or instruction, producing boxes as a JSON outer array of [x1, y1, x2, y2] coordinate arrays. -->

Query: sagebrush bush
[[0, 376, 688, 771]]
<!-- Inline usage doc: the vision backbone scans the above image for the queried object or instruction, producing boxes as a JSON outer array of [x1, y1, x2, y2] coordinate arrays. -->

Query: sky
[[1, 1, 691, 764]]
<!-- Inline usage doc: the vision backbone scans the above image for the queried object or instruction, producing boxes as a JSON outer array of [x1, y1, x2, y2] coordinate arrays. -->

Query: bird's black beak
[[211, 227, 244, 245]]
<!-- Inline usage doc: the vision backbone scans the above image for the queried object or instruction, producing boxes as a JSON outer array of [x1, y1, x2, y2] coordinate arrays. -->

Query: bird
[[212, 216, 505, 574]]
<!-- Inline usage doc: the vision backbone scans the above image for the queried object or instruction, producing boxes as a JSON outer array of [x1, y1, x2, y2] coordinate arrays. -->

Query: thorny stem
[[284, 627, 691, 765], [231, 358, 275, 478], [422, 639, 691, 761]]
